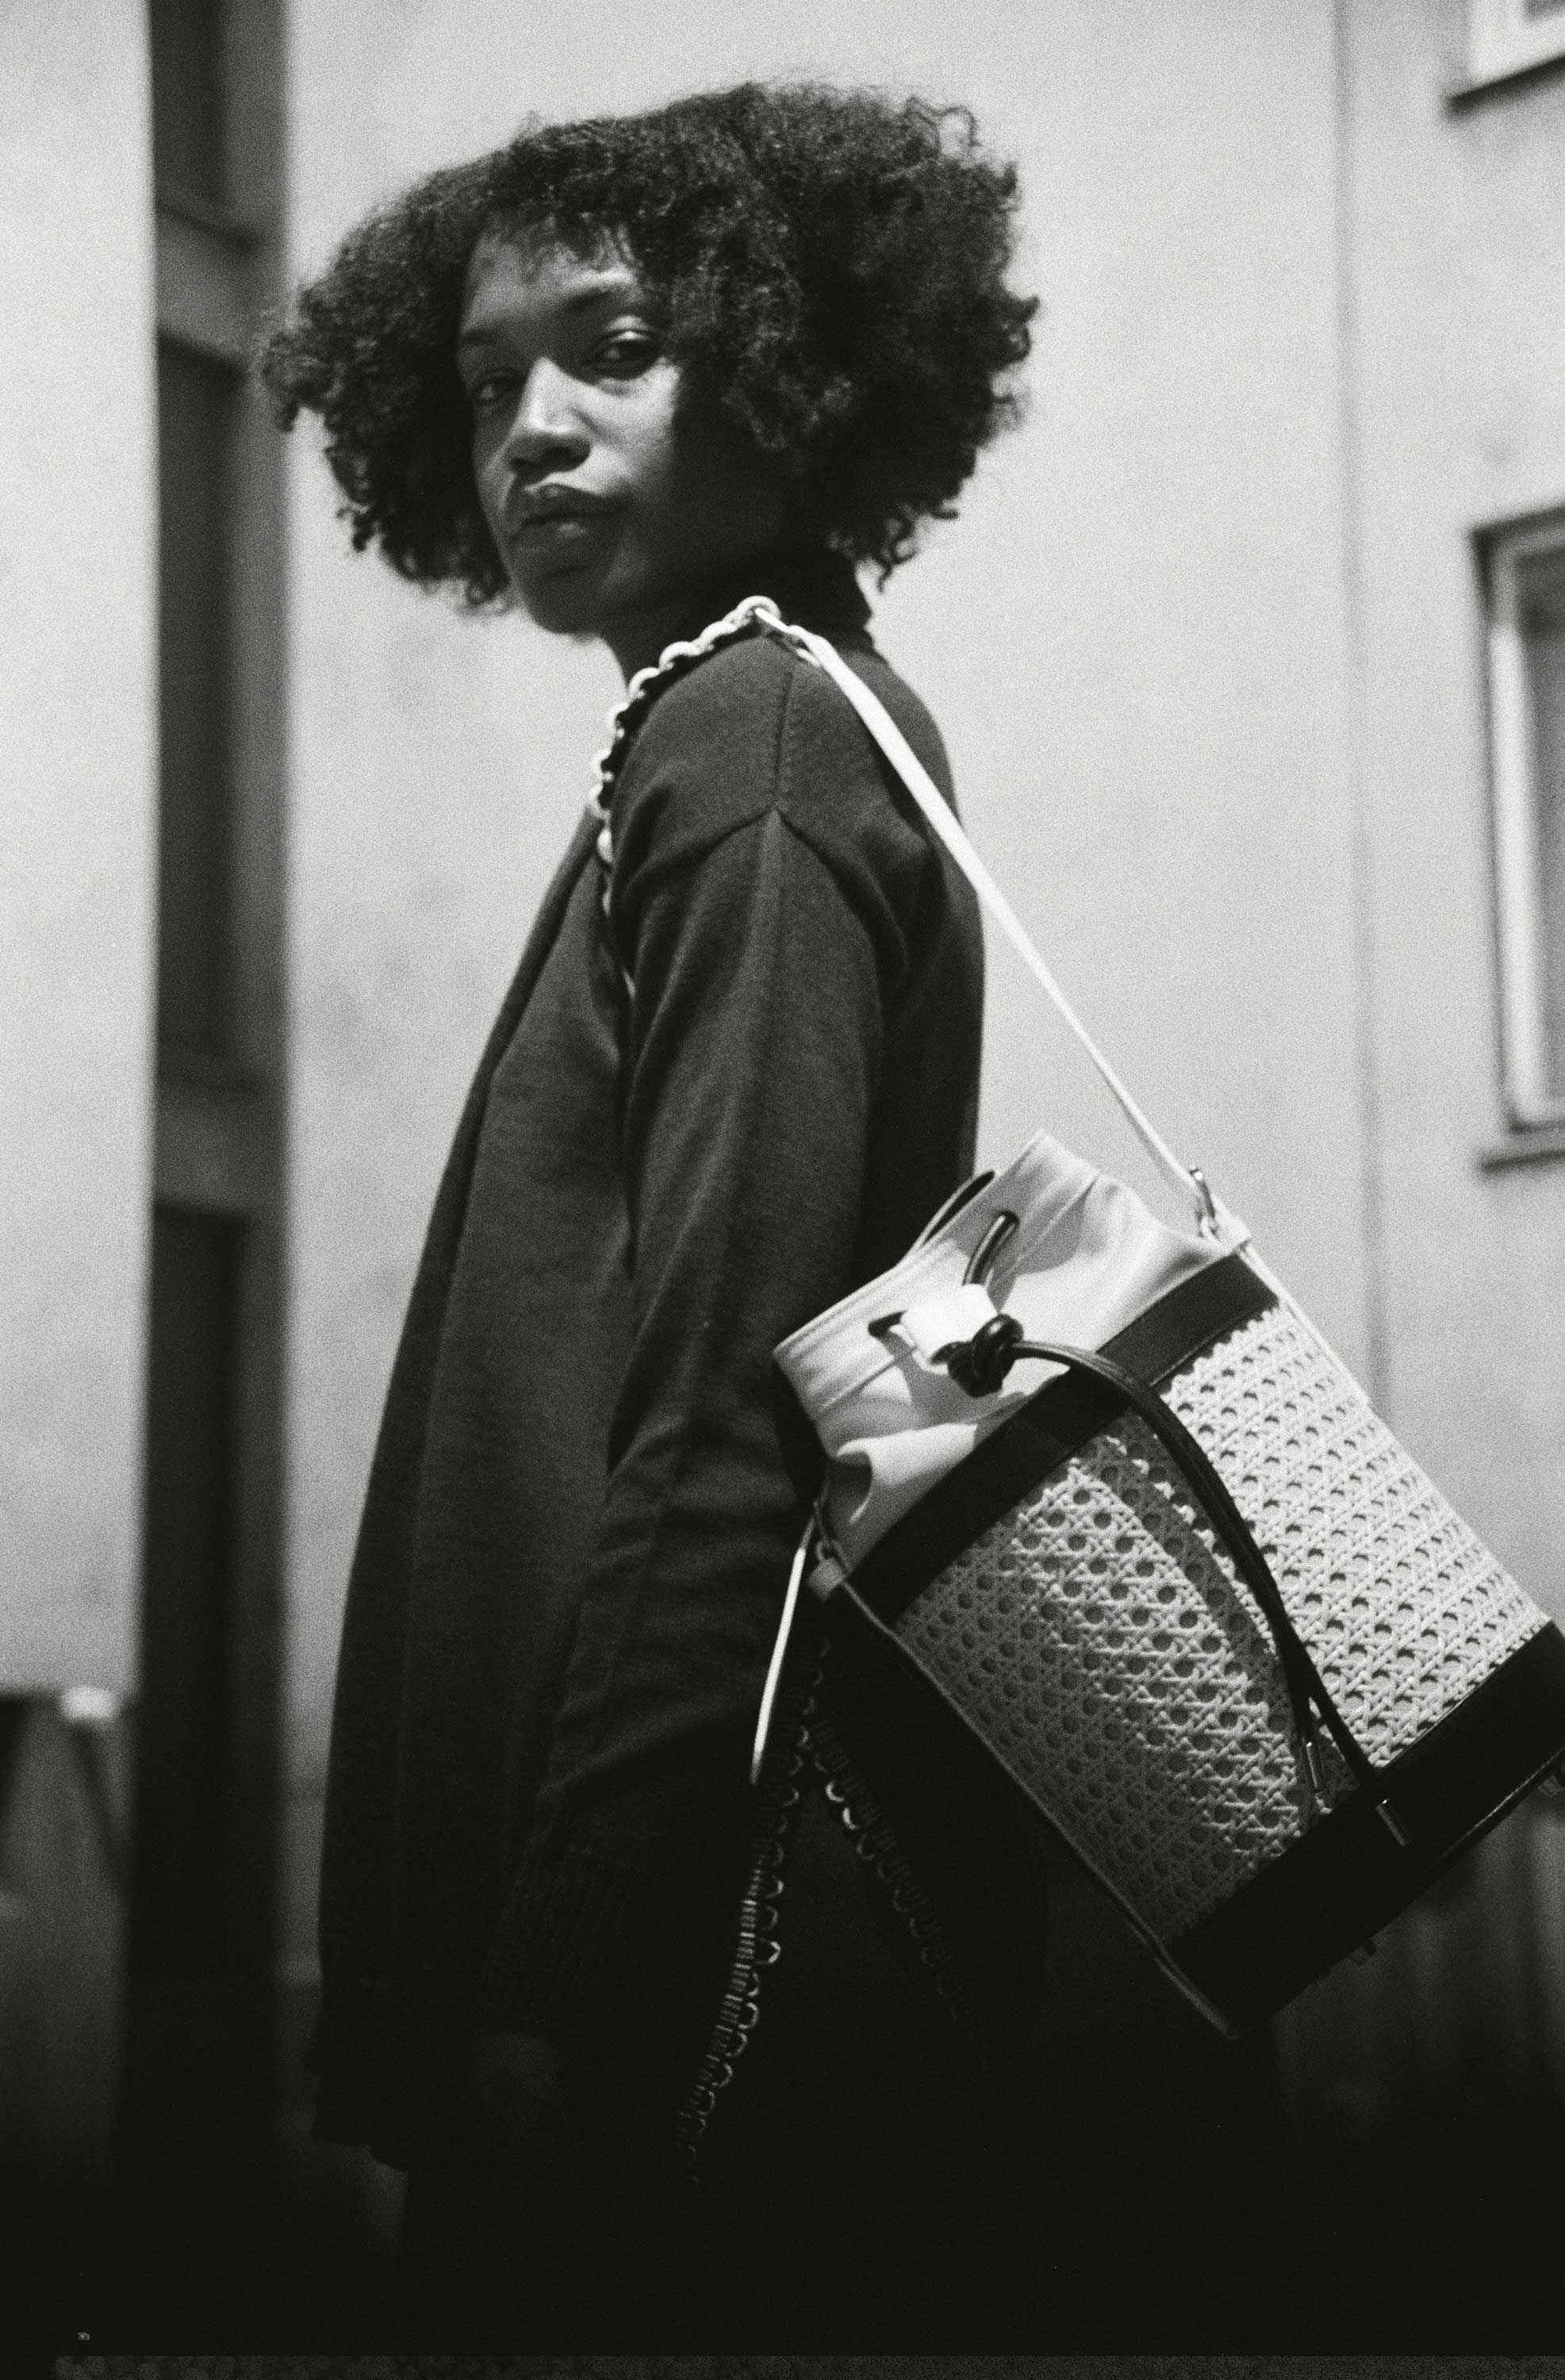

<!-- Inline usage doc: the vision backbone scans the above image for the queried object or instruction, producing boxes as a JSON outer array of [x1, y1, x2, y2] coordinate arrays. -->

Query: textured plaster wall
[[1269, 0, 1565, 2155], [0, 1, 157, 1694], [1341, 0, 1565, 1616], [281, 1, 1367, 1970]]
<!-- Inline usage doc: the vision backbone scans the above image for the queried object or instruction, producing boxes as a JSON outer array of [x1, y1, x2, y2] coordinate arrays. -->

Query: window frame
[[1467, 0, 1565, 87], [1484, 513, 1565, 1135]]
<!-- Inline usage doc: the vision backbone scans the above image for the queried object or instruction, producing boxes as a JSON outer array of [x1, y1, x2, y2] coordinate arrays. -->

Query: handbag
[[662, 597, 1565, 2038]]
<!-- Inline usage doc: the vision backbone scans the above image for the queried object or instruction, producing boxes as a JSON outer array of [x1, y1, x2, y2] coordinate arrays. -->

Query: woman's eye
[[594, 329, 660, 378], [466, 372, 516, 412]]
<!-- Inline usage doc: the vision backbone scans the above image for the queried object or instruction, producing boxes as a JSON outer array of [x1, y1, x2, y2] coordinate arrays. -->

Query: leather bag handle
[[990, 1334, 1405, 1838]]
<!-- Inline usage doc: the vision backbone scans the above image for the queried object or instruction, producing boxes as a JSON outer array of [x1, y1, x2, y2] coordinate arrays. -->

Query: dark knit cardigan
[[312, 553, 1038, 2164]]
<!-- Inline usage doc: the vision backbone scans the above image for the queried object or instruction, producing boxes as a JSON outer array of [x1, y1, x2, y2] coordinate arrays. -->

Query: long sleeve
[[474, 641, 936, 2053]]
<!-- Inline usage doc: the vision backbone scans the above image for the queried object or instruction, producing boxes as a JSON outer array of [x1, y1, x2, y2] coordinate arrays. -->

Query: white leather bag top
[[775, 1130, 1226, 1571]]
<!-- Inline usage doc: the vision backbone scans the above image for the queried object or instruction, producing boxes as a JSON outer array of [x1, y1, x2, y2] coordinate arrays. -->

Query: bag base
[[1172, 1618, 1565, 2029]]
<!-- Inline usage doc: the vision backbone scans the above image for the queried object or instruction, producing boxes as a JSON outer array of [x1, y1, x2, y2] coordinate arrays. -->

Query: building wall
[[1271, 0, 1565, 2153], [0, 0, 159, 1696], [1345, 0, 1565, 1603], [0, 0, 156, 2322]]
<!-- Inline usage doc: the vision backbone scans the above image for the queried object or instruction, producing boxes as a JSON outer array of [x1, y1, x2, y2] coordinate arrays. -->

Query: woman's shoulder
[[613, 627, 953, 880], [623, 628, 800, 805], [777, 637, 955, 823]]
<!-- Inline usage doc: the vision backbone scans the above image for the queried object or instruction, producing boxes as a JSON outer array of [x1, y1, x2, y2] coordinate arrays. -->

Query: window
[[1467, 0, 1565, 86], [1486, 518, 1565, 1130]]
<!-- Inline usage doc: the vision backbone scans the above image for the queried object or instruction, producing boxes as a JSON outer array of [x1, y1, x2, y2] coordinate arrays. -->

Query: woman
[[263, 79, 1045, 2348]]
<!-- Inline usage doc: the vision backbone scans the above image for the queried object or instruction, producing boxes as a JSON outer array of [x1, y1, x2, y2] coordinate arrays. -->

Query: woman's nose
[[502, 360, 590, 471]]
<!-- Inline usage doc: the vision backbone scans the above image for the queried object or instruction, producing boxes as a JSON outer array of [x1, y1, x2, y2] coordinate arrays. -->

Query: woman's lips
[[512, 511, 606, 539], [504, 502, 620, 572], [504, 485, 619, 528]]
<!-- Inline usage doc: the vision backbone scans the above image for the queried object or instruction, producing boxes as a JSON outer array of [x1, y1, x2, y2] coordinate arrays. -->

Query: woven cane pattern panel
[[896, 1303, 1543, 1940], [1164, 1302, 1541, 1760], [897, 1412, 1312, 1937]]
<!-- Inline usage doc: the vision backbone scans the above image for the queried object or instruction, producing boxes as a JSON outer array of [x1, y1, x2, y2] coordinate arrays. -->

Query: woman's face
[[458, 228, 787, 676]]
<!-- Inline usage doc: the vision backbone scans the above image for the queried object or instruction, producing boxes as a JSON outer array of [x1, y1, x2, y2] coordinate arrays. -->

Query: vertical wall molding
[[1332, 0, 1392, 1422]]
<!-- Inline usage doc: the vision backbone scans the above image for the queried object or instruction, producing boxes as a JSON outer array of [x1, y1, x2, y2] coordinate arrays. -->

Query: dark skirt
[[395, 1763, 1041, 2351]]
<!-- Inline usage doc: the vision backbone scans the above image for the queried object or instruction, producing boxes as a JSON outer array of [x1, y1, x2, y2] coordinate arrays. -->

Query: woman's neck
[[600, 545, 869, 681]]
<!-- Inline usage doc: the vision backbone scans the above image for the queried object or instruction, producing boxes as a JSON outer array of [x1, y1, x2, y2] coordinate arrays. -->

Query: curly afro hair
[[260, 81, 1037, 600]]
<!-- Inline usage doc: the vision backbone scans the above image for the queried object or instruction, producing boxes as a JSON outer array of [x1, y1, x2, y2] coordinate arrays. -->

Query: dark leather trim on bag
[[1173, 1625, 1565, 2026]]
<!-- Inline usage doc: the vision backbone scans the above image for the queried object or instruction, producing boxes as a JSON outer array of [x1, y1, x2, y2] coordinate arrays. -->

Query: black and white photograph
[[5, 0, 1565, 2358]]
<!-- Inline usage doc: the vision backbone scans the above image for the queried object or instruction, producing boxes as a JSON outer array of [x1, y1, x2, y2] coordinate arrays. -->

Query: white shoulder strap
[[754, 604, 1218, 1237]]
